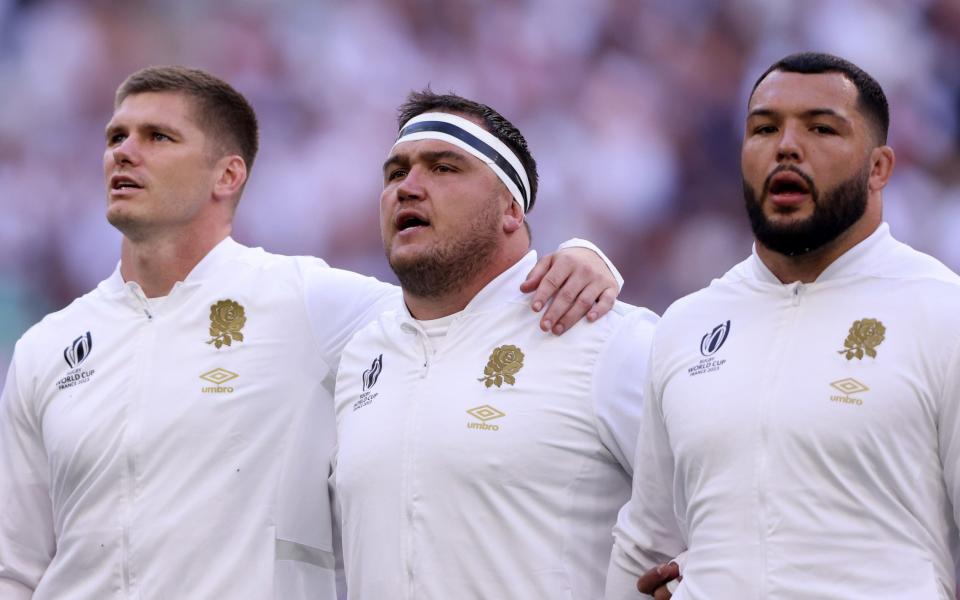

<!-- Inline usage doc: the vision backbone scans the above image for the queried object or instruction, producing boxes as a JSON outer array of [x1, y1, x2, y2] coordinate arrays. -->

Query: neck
[[757, 205, 881, 284], [403, 244, 526, 320], [119, 225, 230, 297]]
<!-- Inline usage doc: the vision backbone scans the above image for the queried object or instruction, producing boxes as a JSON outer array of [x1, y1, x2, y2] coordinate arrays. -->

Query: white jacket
[[607, 224, 960, 600], [333, 251, 657, 600], [0, 238, 398, 599]]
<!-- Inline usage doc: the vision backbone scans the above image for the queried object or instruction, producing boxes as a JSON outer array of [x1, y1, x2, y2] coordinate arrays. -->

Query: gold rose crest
[[207, 299, 247, 349], [479, 344, 524, 388], [838, 318, 885, 360]]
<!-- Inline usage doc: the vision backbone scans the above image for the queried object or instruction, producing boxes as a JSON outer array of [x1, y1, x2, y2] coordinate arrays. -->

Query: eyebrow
[[747, 107, 850, 122], [382, 148, 471, 174], [104, 121, 184, 141]]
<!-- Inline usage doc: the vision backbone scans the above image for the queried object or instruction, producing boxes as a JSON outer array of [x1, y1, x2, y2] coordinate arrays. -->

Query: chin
[[387, 245, 424, 270], [106, 208, 148, 238]]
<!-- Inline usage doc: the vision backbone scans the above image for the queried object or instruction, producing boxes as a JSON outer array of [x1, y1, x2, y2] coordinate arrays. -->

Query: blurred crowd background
[[1, 0, 959, 384]]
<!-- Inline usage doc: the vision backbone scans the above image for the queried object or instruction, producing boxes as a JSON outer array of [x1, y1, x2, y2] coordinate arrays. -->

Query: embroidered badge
[[838, 318, 885, 360], [478, 345, 524, 388], [207, 299, 246, 349]]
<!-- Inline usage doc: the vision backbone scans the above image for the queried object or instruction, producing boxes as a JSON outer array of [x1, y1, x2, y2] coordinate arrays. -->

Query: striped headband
[[393, 112, 532, 213]]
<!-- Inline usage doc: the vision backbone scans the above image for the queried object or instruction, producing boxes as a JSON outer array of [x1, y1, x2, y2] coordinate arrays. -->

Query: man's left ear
[[214, 155, 248, 201], [868, 145, 895, 192], [502, 199, 524, 234]]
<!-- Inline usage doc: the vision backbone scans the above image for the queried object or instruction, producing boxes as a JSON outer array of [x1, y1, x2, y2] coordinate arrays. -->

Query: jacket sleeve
[[938, 335, 960, 570], [298, 260, 401, 371], [592, 307, 658, 474], [0, 350, 55, 597], [604, 336, 686, 600]]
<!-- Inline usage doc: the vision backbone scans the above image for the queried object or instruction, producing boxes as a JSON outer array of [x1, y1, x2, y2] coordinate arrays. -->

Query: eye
[[434, 163, 456, 173], [811, 124, 837, 135], [107, 133, 127, 146], [152, 131, 172, 142], [387, 168, 407, 181], [752, 124, 777, 135]]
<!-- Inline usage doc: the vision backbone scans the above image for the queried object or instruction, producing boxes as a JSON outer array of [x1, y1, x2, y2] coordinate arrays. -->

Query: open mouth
[[767, 172, 811, 196], [395, 212, 430, 231], [111, 175, 144, 191]]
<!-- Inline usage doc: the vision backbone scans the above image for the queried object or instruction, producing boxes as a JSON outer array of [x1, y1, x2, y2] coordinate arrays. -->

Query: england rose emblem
[[479, 344, 525, 388], [838, 318, 885, 360], [207, 299, 247, 349]]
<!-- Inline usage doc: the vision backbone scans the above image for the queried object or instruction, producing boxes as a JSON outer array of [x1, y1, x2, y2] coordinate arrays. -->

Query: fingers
[[588, 286, 617, 322], [653, 585, 673, 600], [535, 252, 594, 334], [521, 255, 558, 313], [637, 562, 680, 594], [542, 280, 606, 335], [523, 247, 619, 333]]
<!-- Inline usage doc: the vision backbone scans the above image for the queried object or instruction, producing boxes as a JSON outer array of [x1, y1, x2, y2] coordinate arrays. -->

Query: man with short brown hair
[[0, 66, 623, 599]]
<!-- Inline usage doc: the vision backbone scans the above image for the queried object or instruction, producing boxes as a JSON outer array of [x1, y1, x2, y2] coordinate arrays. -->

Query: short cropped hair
[[116, 66, 259, 171], [751, 52, 889, 144], [396, 90, 539, 212]]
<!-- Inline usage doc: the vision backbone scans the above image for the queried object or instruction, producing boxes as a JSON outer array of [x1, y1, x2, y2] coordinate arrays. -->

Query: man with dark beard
[[606, 52, 960, 600], [331, 91, 658, 599]]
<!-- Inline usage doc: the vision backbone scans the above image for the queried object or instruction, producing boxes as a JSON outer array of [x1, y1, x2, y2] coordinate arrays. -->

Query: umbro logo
[[64, 332, 93, 368]]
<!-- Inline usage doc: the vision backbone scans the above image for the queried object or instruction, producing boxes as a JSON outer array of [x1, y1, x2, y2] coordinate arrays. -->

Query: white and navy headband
[[392, 112, 532, 213]]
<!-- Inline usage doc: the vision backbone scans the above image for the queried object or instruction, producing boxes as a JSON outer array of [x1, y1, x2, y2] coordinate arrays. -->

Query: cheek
[[741, 143, 765, 176], [379, 190, 396, 239]]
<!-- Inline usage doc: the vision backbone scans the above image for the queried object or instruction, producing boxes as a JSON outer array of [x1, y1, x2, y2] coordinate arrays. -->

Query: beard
[[743, 165, 869, 257], [386, 198, 502, 299]]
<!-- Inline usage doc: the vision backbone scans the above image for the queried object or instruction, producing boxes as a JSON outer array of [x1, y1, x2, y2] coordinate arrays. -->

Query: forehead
[[749, 71, 859, 116], [108, 91, 200, 128]]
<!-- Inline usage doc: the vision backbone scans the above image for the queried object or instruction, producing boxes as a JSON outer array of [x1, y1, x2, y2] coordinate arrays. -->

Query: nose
[[111, 137, 140, 167], [396, 166, 426, 202], [776, 123, 803, 163]]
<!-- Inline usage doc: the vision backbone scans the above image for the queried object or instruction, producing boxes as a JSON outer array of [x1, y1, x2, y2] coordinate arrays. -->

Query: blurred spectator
[[2, 0, 959, 386]]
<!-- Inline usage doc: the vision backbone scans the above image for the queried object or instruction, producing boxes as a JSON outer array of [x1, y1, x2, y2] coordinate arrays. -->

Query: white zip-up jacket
[[606, 224, 960, 600], [333, 251, 657, 600], [0, 238, 398, 599]]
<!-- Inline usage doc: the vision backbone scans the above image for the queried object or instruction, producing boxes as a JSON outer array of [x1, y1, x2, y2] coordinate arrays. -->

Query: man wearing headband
[[331, 90, 657, 599], [0, 67, 626, 600]]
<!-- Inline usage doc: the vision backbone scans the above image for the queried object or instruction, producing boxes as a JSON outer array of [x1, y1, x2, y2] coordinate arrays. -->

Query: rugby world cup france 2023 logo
[[700, 320, 731, 356]]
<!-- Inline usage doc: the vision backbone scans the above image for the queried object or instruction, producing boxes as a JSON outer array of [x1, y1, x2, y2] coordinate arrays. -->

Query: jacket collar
[[98, 236, 246, 296], [740, 222, 893, 285], [398, 250, 538, 325]]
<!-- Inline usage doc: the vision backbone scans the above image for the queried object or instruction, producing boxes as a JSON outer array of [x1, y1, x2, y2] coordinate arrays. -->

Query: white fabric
[[333, 250, 657, 600], [0, 237, 400, 599], [606, 223, 960, 600], [395, 111, 531, 212]]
